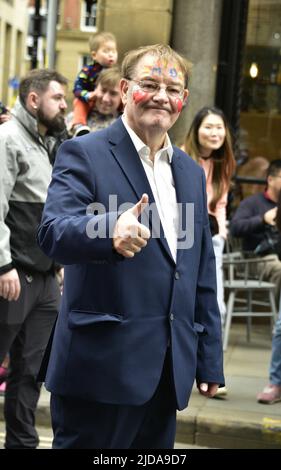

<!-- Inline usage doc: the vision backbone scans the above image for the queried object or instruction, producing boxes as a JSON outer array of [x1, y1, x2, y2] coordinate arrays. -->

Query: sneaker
[[73, 125, 91, 137], [257, 384, 281, 404], [0, 381, 6, 395], [0, 366, 8, 385], [213, 386, 228, 398]]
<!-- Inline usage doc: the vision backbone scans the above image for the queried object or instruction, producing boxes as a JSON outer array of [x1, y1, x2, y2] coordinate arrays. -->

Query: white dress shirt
[[122, 115, 179, 261]]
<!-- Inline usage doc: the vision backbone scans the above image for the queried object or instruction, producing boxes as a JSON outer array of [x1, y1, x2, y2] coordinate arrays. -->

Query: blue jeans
[[269, 300, 281, 385]]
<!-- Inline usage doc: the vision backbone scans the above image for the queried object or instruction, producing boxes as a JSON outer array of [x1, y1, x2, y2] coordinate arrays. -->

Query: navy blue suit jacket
[[37, 117, 224, 411]]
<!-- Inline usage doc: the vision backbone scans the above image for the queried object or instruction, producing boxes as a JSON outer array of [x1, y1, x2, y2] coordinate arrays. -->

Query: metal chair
[[223, 254, 277, 351]]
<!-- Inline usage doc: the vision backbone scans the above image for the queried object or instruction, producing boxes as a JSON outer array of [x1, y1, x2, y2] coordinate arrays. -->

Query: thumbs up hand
[[113, 194, 151, 258]]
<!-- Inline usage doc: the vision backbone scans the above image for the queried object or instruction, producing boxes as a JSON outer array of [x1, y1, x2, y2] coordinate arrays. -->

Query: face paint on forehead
[[169, 67, 184, 82], [132, 84, 149, 104], [140, 58, 184, 82]]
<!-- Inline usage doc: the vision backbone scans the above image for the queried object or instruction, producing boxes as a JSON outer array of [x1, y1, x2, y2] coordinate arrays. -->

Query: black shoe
[[74, 125, 91, 137]]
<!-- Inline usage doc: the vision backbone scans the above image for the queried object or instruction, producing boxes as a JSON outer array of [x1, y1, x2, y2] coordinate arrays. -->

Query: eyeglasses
[[130, 79, 184, 99]]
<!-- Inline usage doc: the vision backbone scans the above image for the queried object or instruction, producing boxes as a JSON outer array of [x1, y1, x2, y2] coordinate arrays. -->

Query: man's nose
[[102, 92, 111, 102], [60, 99, 67, 110], [153, 87, 169, 101]]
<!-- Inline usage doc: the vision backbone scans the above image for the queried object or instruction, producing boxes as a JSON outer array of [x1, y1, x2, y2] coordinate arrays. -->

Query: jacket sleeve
[[230, 198, 265, 237], [37, 138, 121, 265], [0, 133, 19, 273], [195, 170, 225, 386], [73, 66, 93, 102]]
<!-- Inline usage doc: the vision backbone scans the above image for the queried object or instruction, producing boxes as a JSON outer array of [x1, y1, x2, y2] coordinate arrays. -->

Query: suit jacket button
[[175, 271, 180, 280], [170, 313, 174, 321]]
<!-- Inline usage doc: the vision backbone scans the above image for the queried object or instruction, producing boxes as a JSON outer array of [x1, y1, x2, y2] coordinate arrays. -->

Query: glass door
[[240, 0, 281, 161]]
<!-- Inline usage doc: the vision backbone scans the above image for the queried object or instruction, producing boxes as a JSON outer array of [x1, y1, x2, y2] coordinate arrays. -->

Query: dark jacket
[[230, 192, 277, 252]]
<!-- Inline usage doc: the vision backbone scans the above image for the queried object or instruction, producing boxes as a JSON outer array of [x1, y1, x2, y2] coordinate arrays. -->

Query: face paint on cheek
[[133, 90, 147, 104], [132, 85, 150, 104], [175, 97, 183, 112], [132, 90, 149, 105]]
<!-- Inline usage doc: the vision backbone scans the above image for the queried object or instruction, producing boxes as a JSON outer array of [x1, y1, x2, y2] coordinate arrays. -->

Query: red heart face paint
[[132, 88, 149, 104], [175, 97, 183, 113]]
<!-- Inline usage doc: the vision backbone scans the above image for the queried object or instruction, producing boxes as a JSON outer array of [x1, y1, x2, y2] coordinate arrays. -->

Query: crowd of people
[[0, 30, 280, 450]]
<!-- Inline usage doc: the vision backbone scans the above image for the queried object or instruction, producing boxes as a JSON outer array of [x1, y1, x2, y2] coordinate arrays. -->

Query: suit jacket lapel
[[108, 120, 153, 203], [108, 118, 173, 262]]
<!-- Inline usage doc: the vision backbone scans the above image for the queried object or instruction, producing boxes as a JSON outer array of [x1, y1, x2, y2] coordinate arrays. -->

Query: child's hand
[[87, 90, 97, 102]]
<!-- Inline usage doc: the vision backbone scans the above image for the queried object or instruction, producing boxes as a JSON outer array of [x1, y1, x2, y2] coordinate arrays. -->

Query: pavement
[[0, 322, 281, 449]]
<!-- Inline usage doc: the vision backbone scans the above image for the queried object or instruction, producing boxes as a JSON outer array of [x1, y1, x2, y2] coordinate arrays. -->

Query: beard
[[37, 107, 66, 133]]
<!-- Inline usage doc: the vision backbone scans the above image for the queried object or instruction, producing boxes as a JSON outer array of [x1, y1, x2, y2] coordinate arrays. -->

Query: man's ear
[[26, 91, 40, 113], [182, 89, 189, 105], [120, 79, 129, 106]]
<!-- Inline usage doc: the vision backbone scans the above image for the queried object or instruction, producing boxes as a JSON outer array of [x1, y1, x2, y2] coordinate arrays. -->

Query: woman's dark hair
[[184, 106, 236, 211]]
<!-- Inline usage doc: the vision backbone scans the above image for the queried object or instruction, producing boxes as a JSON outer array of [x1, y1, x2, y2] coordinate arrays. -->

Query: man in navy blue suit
[[37, 44, 224, 449]]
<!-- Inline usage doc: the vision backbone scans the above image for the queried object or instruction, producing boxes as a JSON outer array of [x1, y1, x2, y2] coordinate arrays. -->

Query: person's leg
[[261, 255, 281, 308], [0, 356, 9, 386], [4, 273, 59, 449], [0, 325, 19, 368], [269, 306, 281, 385], [4, 333, 41, 448], [0, 270, 35, 417], [130, 352, 177, 449], [72, 99, 90, 126], [51, 393, 147, 449], [0, 287, 27, 366], [212, 235, 226, 326], [0, 325, 21, 388], [257, 297, 281, 404], [51, 352, 176, 449]]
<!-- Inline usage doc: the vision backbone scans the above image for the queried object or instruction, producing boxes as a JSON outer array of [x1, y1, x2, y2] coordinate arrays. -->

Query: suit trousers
[[51, 350, 177, 449], [0, 269, 60, 449]]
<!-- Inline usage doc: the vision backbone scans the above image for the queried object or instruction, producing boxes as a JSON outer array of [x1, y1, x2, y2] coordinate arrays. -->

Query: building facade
[[49, 0, 281, 162], [0, 0, 28, 105], [241, 0, 281, 161], [55, 0, 173, 99], [0, 0, 280, 163]]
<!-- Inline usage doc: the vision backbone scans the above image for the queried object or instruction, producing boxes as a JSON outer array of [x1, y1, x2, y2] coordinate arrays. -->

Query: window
[[79, 54, 92, 71], [81, 0, 98, 32], [240, 0, 281, 161]]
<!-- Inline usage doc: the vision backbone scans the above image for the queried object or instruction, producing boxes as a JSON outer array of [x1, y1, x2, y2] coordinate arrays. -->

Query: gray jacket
[[0, 99, 57, 274]]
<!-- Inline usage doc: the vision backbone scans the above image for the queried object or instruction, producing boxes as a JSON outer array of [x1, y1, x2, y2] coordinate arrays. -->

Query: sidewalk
[[177, 322, 281, 449], [0, 323, 281, 449]]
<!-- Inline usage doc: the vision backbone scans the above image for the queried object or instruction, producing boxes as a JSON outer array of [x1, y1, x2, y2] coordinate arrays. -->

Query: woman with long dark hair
[[183, 106, 236, 327]]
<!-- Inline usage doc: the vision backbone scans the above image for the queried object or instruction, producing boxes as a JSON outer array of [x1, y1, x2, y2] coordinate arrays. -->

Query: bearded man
[[0, 69, 68, 449]]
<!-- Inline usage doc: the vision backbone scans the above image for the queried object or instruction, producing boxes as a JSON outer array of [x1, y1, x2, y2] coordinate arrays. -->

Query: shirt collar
[[122, 114, 173, 162], [264, 189, 276, 203]]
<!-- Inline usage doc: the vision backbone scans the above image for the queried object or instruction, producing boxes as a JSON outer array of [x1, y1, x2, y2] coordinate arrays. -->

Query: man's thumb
[[131, 193, 149, 218]]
